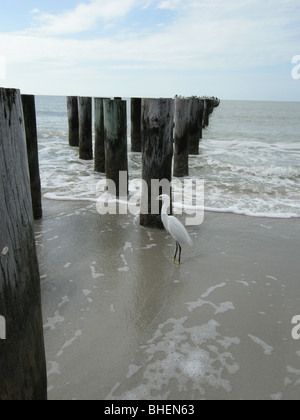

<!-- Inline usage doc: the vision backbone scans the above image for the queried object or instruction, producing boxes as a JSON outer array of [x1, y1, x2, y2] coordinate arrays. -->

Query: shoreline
[[41, 195, 300, 221], [36, 199, 300, 400]]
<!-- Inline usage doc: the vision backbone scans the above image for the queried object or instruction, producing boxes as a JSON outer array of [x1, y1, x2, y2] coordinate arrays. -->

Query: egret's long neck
[[161, 197, 171, 215]]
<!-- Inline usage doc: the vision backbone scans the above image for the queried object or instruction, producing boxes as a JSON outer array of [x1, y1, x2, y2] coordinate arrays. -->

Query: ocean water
[[35, 96, 300, 219]]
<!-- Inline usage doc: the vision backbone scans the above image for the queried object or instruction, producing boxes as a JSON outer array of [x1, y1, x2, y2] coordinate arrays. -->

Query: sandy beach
[[36, 198, 300, 400]]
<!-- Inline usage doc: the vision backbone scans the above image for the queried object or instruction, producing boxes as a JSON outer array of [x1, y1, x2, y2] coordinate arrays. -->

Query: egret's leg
[[176, 244, 182, 265], [173, 242, 179, 262]]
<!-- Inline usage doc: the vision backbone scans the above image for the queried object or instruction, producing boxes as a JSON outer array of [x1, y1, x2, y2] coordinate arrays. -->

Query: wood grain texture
[[173, 98, 191, 178], [67, 96, 79, 147], [21, 94, 42, 220], [94, 98, 107, 173], [0, 88, 47, 400], [78, 97, 93, 160], [131, 98, 142, 153], [103, 99, 128, 197], [188, 97, 203, 155], [140, 98, 174, 228]]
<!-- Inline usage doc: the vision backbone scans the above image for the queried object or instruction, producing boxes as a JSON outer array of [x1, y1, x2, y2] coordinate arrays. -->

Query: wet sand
[[35, 199, 300, 400]]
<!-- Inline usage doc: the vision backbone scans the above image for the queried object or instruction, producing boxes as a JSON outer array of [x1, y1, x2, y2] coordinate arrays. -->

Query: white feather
[[159, 195, 193, 246]]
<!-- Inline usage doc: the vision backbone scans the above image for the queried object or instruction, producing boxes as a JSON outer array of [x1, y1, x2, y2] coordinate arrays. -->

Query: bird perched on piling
[[158, 194, 193, 265]]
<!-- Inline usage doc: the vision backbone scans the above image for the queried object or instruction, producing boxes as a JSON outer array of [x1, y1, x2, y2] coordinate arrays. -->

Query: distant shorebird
[[158, 194, 193, 265]]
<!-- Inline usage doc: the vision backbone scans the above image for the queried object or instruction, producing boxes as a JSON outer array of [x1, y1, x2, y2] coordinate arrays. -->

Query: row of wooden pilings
[[67, 95, 220, 227], [0, 88, 219, 399], [67, 95, 219, 170]]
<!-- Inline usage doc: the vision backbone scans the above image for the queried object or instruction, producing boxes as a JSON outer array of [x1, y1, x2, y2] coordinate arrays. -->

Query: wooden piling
[[103, 99, 128, 197], [78, 97, 93, 160], [0, 88, 47, 400], [199, 100, 204, 140], [188, 97, 203, 155], [21, 94, 43, 220], [173, 98, 191, 178], [131, 98, 142, 152], [202, 99, 207, 128], [203, 99, 210, 127], [203, 98, 220, 128], [94, 98, 106, 173], [140, 98, 174, 229], [67, 96, 79, 147]]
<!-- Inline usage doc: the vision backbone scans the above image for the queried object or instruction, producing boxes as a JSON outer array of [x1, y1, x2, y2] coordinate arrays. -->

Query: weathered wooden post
[[199, 100, 204, 140], [173, 97, 191, 178], [131, 98, 142, 152], [203, 99, 210, 128], [78, 97, 93, 160], [204, 98, 220, 127], [94, 98, 107, 173], [21, 94, 43, 220], [201, 99, 207, 128], [188, 97, 203, 155], [103, 99, 128, 197], [140, 98, 174, 228], [67, 96, 79, 147], [0, 88, 47, 400]]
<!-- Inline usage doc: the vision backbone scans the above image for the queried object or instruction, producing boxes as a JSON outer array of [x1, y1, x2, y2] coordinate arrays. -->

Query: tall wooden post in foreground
[[78, 97, 93, 160], [140, 98, 174, 228], [0, 88, 47, 400], [103, 99, 128, 197], [67, 96, 79, 147], [188, 97, 203, 155], [131, 98, 142, 152], [21, 94, 43, 220], [94, 98, 106, 173], [173, 98, 191, 178]]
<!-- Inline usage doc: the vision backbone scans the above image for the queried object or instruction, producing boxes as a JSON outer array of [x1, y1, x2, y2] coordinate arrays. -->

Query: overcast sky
[[0, 0, 300, 101]]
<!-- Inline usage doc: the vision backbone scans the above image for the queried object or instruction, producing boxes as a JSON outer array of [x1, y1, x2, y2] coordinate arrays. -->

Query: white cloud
[[30, 0, 138, 36], [157, 0, 182, 9], [2, 0, 299, 69], [1, 0, 299, 99]]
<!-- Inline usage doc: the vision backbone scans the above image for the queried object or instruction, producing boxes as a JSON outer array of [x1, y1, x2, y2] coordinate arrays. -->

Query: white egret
[[158, 194, 193, 265]]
